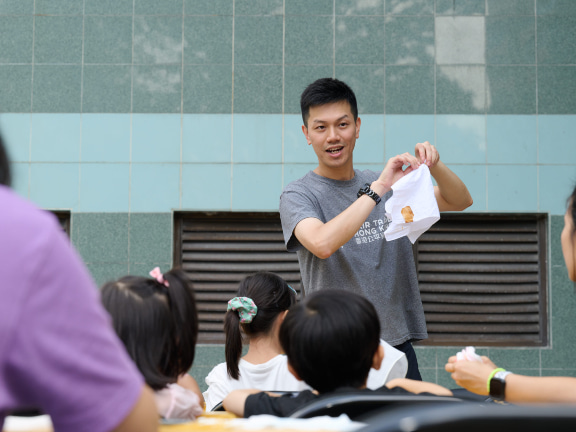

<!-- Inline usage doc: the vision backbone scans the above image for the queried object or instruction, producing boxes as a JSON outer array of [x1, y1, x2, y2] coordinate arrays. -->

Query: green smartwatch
[[489, 370, 513, 401]]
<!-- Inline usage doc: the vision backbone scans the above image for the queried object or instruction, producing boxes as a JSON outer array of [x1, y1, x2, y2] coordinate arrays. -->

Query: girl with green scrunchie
[[203, 272, 306, 411]]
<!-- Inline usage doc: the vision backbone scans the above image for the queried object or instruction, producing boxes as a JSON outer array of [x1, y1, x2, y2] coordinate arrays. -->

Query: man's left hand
[[415, 141, 439, 167]]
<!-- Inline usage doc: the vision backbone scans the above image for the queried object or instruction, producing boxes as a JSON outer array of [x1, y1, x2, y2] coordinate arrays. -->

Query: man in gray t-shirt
[[279, 78, 472, 380]]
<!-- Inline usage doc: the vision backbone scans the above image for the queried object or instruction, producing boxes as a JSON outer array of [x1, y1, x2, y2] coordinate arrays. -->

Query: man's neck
[[313, 165, 355, 181]]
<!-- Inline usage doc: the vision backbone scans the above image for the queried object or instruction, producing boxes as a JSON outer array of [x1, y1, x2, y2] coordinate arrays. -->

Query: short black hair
[[224, 272, 297, 379], [101, 268, 198, 391], [568, 183, 576, 235], [0, 132, 11, 187], [300, 78, 358, 127], [279, 289, 380, 393]]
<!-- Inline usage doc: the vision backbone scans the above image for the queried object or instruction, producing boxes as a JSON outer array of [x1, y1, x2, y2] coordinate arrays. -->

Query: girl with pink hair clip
[[101, 267, 204, 421]]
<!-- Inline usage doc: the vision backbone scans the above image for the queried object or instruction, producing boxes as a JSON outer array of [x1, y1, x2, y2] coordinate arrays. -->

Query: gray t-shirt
[[279, 170, 428, 345]]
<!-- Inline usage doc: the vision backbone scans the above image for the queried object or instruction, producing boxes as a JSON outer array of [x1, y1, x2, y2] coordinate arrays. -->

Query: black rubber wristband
[[357, 183, 381, 205]]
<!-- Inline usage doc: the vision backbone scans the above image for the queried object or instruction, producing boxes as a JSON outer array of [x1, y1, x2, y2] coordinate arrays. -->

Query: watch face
[[490, 377, 505, 400]]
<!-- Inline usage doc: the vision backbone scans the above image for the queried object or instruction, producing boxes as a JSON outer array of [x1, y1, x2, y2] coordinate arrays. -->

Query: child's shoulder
[[206, 362, 228, 381]]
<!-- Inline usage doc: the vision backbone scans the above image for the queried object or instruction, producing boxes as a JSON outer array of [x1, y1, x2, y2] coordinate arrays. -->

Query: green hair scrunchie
[[227, 297, 258, 323]]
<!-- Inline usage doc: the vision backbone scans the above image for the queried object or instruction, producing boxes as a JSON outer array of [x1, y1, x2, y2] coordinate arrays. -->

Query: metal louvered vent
[[414, 214, 548, 347], [174, 212, 301, 343], [175, 212, 548, 346]]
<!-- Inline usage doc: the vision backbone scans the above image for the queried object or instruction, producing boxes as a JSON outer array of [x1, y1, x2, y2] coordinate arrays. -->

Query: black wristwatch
[[489, 370, 512, 401], [357, 183, 381, 205]]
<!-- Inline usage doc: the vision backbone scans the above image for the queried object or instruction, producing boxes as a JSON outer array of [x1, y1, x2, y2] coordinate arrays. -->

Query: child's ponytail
[[224, 301, 244, 380], [158, 268, 199, 377]]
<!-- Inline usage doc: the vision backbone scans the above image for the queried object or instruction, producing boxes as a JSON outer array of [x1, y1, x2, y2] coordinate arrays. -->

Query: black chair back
[[289, 392, 463, 420], [359, 402, 576, 432]]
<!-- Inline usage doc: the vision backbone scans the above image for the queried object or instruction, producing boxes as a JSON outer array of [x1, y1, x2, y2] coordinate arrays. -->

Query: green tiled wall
[[1, 0, 576, 392], [0, 0, 575, 114], [71, 213, 173, 286]]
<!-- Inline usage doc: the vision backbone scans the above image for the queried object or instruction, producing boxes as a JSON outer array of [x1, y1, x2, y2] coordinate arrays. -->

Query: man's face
[[302, 100, 361, 179]]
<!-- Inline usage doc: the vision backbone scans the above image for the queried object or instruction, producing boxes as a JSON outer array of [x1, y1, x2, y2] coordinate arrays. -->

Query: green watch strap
[[487, 368, 506, 393]]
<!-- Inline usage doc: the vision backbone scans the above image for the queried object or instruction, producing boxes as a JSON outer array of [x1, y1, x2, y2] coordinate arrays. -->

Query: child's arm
[[222, 389, 262, 417], [386, 378, 453, 396], [178, 374, 205, 409], [495, 375, 576, 404]]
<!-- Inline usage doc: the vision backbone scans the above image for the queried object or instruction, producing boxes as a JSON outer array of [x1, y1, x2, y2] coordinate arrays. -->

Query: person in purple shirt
[[0, 133, 158, 432]]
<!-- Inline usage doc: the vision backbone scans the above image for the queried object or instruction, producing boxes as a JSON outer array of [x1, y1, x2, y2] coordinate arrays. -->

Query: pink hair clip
[[149, 267, 169, 287]]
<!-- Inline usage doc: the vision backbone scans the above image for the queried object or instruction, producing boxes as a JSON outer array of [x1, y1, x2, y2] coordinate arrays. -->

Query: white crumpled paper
[[456, 346, 482, 362], [384, 165, 440, 244]]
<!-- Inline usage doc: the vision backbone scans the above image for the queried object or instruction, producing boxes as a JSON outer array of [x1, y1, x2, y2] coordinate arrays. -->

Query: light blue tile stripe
[[0, 113, 574, 213]]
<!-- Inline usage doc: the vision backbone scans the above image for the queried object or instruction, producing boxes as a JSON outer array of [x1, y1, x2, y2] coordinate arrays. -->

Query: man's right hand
[[293, 152, 420, 260]]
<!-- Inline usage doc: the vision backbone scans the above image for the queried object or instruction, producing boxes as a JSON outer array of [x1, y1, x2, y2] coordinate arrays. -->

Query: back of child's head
[[224, 271, 297, 379], [279, 289, 380, 393], [101, 267, 198, 391]]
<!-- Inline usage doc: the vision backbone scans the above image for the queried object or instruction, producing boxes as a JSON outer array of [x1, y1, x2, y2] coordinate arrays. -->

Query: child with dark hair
[[101, 267, 203, 421], [223, 289, 452, 417], [203, 272, 309, 411], [205, 273, 409, 410]]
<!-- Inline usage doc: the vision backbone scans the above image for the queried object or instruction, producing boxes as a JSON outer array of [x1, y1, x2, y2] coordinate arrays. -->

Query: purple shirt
[[0, 186, 144, 432]]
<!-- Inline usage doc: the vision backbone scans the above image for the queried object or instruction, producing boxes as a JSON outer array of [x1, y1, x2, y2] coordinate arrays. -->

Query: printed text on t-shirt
[[353, 218, 390, 245]]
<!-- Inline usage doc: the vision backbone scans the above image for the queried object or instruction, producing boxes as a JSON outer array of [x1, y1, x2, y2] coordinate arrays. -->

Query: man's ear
[[287, 362, 302, 381], [372, 344, 384, 370], [355, 116, 361, 139], [302, 125, 311, 144]]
